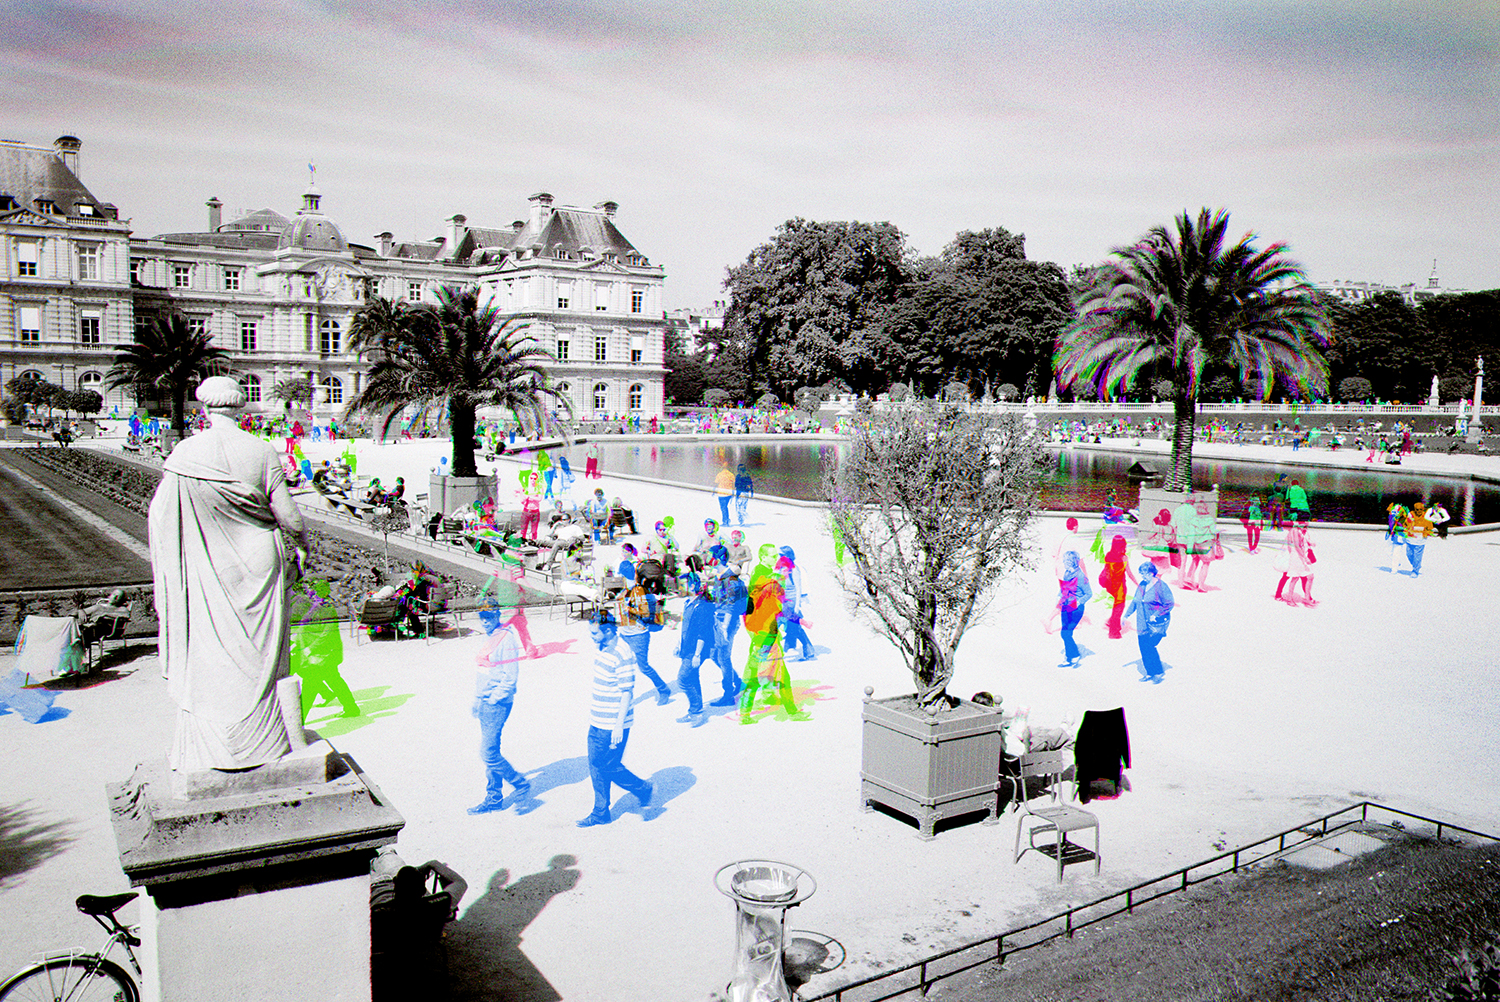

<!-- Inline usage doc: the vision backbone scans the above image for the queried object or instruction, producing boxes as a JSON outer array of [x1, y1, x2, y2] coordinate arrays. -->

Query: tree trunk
[[1166, 393, 1196, 492], [450, 400, 478, 477], [171, 387, 187, 438]]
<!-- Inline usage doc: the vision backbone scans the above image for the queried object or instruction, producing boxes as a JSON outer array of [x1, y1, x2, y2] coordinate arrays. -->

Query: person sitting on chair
[[611, 497, 638, 535], [76, 589, 130, 645], [365, 478, 385, 505]]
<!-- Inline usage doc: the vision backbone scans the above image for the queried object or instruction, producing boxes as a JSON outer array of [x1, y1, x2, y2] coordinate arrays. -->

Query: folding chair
[[356, 598, 401, 645], [1011, 749, 1100, 881], [420, 584, 450, 645]]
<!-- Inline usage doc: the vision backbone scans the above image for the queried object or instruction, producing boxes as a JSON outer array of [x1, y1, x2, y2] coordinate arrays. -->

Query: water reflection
[[587, 441, 1499, 526]]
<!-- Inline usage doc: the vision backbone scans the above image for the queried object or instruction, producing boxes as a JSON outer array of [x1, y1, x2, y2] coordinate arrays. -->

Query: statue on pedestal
[[148, 377, 312, 773]]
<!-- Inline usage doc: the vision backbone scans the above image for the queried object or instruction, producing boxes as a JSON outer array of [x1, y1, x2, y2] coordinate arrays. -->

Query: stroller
[[636, 558, 668, 596]]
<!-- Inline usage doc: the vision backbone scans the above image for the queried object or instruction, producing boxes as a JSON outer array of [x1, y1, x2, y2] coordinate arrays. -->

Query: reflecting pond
[[585, 439, 1500, 526]]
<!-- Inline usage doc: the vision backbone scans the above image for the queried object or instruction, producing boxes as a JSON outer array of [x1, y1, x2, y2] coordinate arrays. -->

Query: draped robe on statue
[[149, 420, 299, 772]]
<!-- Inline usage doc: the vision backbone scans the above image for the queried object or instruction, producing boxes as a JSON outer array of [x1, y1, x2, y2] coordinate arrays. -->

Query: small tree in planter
[[826, 403, 1042, 837], [367, 503, 411, 573]]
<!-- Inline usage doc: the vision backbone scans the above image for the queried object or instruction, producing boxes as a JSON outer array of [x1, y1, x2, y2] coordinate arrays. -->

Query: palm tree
[[105, 313, 231, 438], [345, 285, 565, 477], [1054, 208, 1330, 492]]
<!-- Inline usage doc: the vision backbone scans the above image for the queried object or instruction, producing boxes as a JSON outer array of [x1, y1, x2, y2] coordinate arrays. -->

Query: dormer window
[[553, 249, 568, 260], [35, 199, 56, 214], [0, 195, 15, 211], [76, 203, 95, 217]]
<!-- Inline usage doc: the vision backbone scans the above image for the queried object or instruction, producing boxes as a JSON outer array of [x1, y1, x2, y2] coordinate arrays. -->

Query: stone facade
[[1, 137, 668, 421]]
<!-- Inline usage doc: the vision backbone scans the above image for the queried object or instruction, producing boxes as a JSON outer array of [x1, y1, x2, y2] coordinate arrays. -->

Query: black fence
[[804, 802, 1499, 1002]]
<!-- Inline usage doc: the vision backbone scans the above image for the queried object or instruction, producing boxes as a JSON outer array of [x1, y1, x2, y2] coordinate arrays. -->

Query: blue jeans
[[586, 725, 650, 819], [1060, 603, 1083, 662], [622, 630, 670, 696], [782, 617, 813, 659], [477, 698, 524, 801], [543, 469, 555, 497], [676, 600, 715, 713], [718, 495, 731, 524], [1138, 629, 1165, 677], [1406, 542, 1425, 575], [712, 611, 742, 698]]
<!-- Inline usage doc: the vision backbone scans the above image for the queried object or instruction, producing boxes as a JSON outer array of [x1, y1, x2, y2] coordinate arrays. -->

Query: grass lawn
[[926, 834, 1500, 1002]]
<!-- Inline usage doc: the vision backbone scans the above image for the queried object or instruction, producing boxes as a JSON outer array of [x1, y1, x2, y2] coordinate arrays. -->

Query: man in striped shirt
[[578, 614, 654, 828]]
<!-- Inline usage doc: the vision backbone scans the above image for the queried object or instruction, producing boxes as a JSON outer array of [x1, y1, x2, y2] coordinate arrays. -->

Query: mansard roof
[[512, 207, 640, 259], [0, 140, 108, 218], [151, 230, 283, 250]]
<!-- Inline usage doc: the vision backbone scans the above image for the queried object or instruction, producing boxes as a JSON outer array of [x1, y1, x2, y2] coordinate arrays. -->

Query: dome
[[222, 208, 289, 233], [278, 211, 348, 252]]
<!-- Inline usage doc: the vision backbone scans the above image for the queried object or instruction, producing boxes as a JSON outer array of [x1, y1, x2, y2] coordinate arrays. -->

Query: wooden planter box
[[860, 694, 1003, 840]]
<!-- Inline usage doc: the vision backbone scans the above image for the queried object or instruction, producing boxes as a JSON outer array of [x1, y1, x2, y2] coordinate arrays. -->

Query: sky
[[2, 0, 1496, 310]]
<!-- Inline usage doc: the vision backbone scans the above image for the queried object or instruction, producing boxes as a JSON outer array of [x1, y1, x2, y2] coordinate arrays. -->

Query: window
[[407, 281, 422, 302], [595, 284, 610, 311], [19, 370, 43, 381], [631, 334, 644, 364], [319, 318, 341, 355], [593, 382, 608, 411], [555, 338, 570, 362], [76, 203, 95, 217], [77, 245, 98, 281], [240, 374, 262, 404], [35, 199, 55, 214], [304, 314, 315, 352], [78, 371, 102, 390], [173, 264, 192, 289], [557, 282, 572, 311], [223, 268, 241, 291], [631, 288, 643, 313], [19, 306, 42, 343], [240, 320, 258, 352], [130, 258, 144, 283], [16, 241, 37, 277], [629, 383, 643, 411], [134, 315, 152, 339], [80, 314, 101, 345], [594, 335, 608, 363], [320, 376, 343, 405], [187, 317, 207, 338]]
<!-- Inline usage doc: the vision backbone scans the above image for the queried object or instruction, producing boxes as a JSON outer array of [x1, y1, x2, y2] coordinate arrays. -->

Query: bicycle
[[0, 892, 141, 1002]]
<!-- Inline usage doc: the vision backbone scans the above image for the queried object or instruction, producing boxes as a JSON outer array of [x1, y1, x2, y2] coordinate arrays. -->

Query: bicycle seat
[[77, 892, 138, 917]]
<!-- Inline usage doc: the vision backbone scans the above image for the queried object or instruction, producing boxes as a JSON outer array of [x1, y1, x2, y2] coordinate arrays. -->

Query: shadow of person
[[611, 765, 696, 823], [509, 756, 590, 816], [446, 855, 582, 1002]]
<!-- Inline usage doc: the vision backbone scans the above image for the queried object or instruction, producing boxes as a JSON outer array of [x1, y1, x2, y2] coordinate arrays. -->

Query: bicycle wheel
[[0, 957, 137, 1002]]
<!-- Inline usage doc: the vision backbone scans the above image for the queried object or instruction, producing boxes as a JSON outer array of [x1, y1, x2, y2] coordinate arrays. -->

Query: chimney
[[445, 213, 466, 258], [594, 200, 618, 219], [511, 220, 524, 233], [376, 232, 393, 256], [528, 192, 554, 230], [206, 197, 223, 231], [54, 135, 81, 177], [100, 203, 118, 220]]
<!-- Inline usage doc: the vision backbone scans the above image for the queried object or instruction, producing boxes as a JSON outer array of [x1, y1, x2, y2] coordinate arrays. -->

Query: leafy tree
[[1203, 375, 1236, 401], [1151, 379, 1175, 400], [754, 392, 781, 411], [1419, 290, 1500, 380], [273, 376, 314, 408], [5, 375, 61, 423], [1055, 209, 1330, 492], [345, 286, 563, 478], [1324, 292, 1430, 401], [1337, 376, 1374, 402], [367, 502, 411, 572], [663, 326, 705, 404], [793, 385, 829, 414], [826, 404, 1041, 709], [703, 388, 734, 408], [995, 383, 1020, 402], [105, 313, 231, 437], [723, 218, 910, 396]]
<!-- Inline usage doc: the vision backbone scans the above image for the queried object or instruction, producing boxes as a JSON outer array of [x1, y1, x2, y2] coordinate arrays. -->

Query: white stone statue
[[148, 376, 312, 773]]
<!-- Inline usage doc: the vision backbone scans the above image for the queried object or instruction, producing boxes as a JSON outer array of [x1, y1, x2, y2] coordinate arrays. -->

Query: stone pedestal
[[109, 746, 404, 1002], [429, 473, 497, 516], [1136, 486, 1218, 556]]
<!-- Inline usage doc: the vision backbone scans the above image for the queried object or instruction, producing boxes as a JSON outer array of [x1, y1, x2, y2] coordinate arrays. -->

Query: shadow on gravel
[[0, 801, 74, 889], [447, 855, 582, 1002]]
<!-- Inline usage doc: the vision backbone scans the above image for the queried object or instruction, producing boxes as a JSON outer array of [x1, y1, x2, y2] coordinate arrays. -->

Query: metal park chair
[[1011, 749, 1100, 882]]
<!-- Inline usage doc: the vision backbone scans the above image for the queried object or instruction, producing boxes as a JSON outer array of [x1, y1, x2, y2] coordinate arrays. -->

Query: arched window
[[628, 383, 643, 411], [78, 371, 102, 390], [320, 375, 343, 405], [593, 381, 608, 412], [19, 369, 43, 382], [319, 318, 341, 355], [240, 374, 262, 404]]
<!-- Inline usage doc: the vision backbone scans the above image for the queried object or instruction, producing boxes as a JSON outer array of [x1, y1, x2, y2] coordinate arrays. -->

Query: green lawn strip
[[926, 835, 1500, 1002]]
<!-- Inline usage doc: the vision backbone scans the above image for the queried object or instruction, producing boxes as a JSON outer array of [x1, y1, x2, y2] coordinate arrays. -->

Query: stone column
[[1467, 357, 1485, 443], [110, 744, 404, 1002]]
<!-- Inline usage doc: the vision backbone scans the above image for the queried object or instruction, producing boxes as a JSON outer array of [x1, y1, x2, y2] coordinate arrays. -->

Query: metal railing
[[803, 802, 1499, 1002]]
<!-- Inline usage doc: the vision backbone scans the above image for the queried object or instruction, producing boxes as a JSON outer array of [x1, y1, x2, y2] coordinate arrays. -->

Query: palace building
[[2, 135, 668, 420]]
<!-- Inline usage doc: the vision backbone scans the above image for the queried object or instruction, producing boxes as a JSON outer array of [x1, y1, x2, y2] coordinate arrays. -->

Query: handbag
[[1211, 534, 1225, 561]]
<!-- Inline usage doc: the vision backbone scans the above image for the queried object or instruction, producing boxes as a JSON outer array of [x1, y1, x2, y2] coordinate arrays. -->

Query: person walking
[[1098, 535, 1136, 640], [740, 565, 802, 721], [1125, 562, 1173, 682], [674, 561, 718, 727], [617, 580, 672, 703], [777, 546, 815, 660], [1273, 521, 1317, 606], [1242, 496, 1265, 553], [1404, 502, 1435, 576], [585, 441, 602, 479], [707, 559, 748, 707], [1385, 502, 1409, 572], [733, 464, 755, 525], [1057, 551, 1092, 667], [713, 462, 735, 526], [468, 608, 532, 814], [577, 614, 653, 828]]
